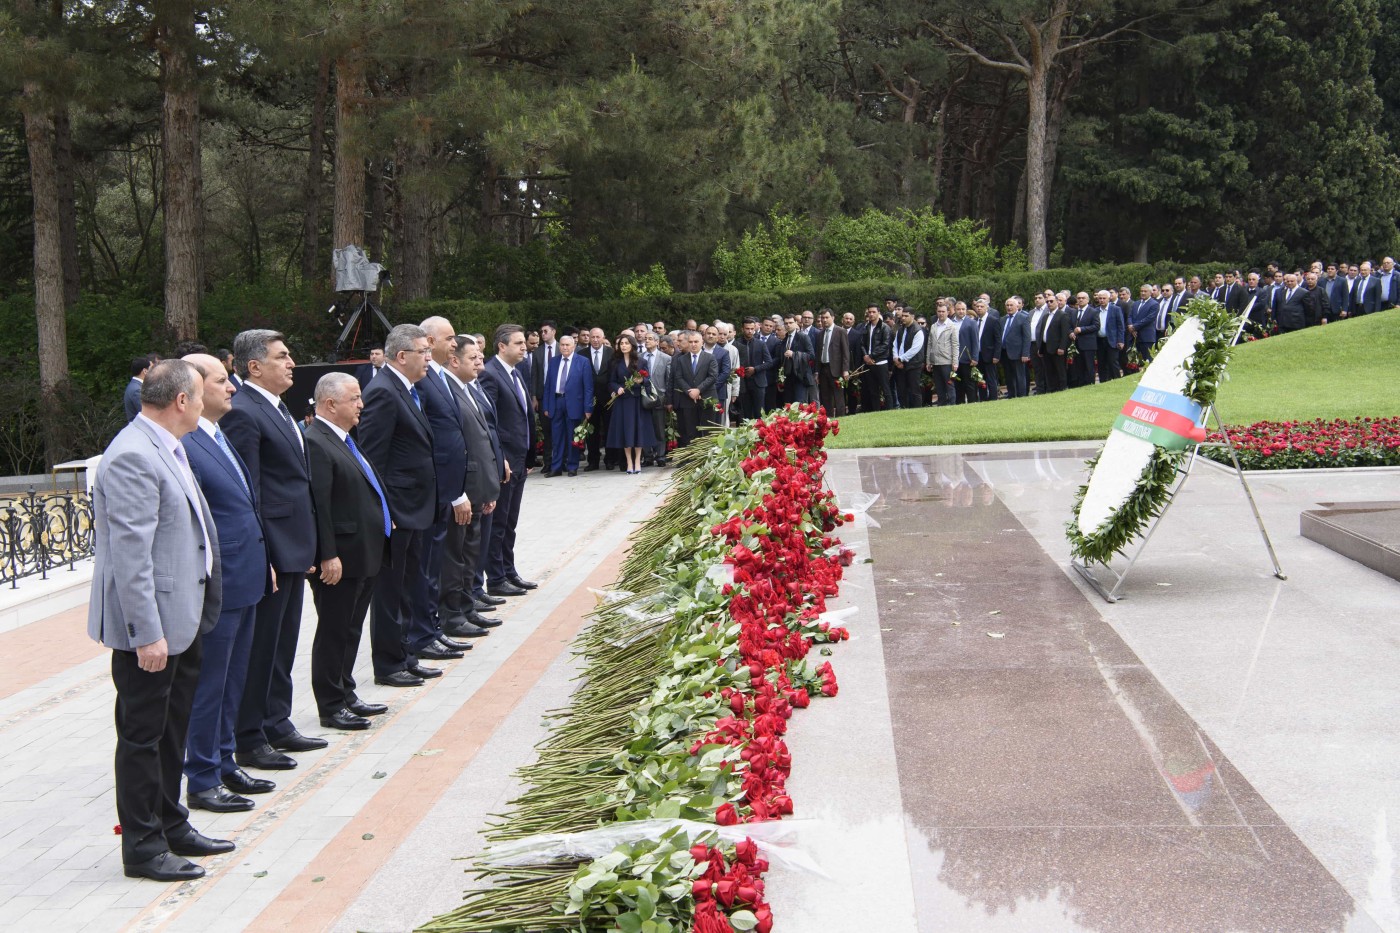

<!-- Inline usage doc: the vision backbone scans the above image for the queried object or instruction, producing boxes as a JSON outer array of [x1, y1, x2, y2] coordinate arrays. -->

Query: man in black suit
[[357, 323, 443, 689], [1068, 292, 1100, 387], [667, 330, 717, 448], [581, 327, 615, 471], [974, 299, 1004, 401], [759, 317, 782, 413], [1274, 272, 1309, 333], [305, 373, 391, 730], [477, 324, 537, 598], [530, 320, 559, 473], [222, 330, 325, 771], [442, 335, 502, 637], [413, 316, 474, 663], [124, 354, 155, 422], [1038, 292, 1073, 393], [777, 318, 815, 405], [1351, 260, 1381, 317], [735, 317, 774, 421], [1302, 270, 1332, 327], [812, 309, 850, 416], [854, 305, 892, 413]]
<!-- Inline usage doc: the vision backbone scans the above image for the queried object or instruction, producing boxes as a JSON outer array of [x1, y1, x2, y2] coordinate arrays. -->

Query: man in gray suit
[[642, 331, 671, 465], [89, 360, 231, 882]]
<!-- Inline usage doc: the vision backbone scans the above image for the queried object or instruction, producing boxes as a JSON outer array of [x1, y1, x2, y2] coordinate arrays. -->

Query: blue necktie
[[409, 384, 422, 411], [212, 427, 250, 498], [345, 435, 392, 537]]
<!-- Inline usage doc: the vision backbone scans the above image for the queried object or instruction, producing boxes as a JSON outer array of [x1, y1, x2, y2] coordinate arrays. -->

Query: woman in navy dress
[[606, 333, 655, 474]]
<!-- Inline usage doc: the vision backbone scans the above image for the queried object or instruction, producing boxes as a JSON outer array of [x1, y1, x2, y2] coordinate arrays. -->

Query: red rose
[[715, 802, 740, 825], [755, 905, 774, 933]]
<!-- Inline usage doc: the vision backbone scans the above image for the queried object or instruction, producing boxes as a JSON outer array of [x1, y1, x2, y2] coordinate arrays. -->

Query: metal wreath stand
[[1071, 310, 1287, 603]]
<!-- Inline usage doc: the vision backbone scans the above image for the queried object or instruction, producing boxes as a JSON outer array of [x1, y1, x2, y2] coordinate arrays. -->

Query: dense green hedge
[[407, 260, 1236, 338]]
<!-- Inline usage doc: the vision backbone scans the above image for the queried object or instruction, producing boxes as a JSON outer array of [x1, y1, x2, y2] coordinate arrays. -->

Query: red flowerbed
[[1204, 417, 1400, 469]]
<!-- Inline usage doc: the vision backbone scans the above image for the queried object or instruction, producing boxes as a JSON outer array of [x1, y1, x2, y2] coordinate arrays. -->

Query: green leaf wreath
[[1066, 296, 1238, 566]]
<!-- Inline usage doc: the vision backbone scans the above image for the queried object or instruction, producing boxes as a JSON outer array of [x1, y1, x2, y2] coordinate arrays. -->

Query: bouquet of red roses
[[607, 369, 650, 408], [572, 421, 593, 449]]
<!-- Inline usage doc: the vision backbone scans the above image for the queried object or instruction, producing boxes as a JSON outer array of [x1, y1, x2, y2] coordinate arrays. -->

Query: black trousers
[[536, 405, 552, 472], [415, 506, 450, 651], [113, 636, 202, 865], [1031, 348, 1049, 394], [1044, 351, 1068, 392], [439, 514, 475, 621], [893, 364, 922, 408], [675, 402, 702, 447], [977, 356, 1000, 401], [487, 471, 525, 586], [235, 571, 305, 750], [816, 372, 845, 416], [309, 574, 374, 716], [861, 365, 890, 413], [954, 362, 975, 403], [370, 528, 421, 676], [1097, 343, 1121, 381]]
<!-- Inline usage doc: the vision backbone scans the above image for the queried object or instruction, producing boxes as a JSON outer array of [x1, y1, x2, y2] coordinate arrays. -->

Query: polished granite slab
[[1300, 501, 1400, 582], [860, 451, 1383, 933]]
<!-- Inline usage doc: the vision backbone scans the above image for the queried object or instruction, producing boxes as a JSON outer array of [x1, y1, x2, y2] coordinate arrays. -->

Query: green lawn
[[829, 313, 1400, 448]]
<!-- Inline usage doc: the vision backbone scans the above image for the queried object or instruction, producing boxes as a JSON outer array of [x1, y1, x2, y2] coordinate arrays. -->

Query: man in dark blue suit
[[974, 299, 1004, 401], [955, 304, 980, 403], [477, 324, 537, 598], [1128, 285, 1160, 362], [180, 354, 274, 812], [222, 330, 323, 772], [1351, 260, 1381, 317], [412, 316, 475, 663], [776, 321, 815, 405], [1069, 292, 1100, 387], [542, 334, 594, 476], [736, 318, 774, 421], [994, 298, 1031, 398], [124, 355, 155, 422], [357, 324, 443, 688], [305, 373, 392, 730], [1095, 290, 1125, 382]]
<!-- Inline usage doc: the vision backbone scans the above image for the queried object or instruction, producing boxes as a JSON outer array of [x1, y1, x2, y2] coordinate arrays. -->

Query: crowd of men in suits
[[93, 320, 537, 882]]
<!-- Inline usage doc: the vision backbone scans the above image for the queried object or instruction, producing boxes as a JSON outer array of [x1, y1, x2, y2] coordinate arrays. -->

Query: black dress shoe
[[320, 708, 371, 731], [374, 670, 424, 688], [235, 744, 297, 771], [125, 851, 205, 882], [473, 612, 503, 628], [270, 730, 329, 753], [475, 593, 507, 607], [545, 470, 560, 477], [407, 661, 443, 679], [507, 575, 539, 590], [444, 620, 490, 638], [417, 643, 463, 661], [568, 470, 577, 477], [169, 829, 237, 857], [223, 768, 275, 795], [488, 581, 527, 597], [187, 785, 255, 813], [583, 464, 599, 472], [437, 634, 472, 651], [347, 698, 388, 717]]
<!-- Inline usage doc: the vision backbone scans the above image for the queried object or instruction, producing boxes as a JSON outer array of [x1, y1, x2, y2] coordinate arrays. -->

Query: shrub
[[712, 209, 810, 291]]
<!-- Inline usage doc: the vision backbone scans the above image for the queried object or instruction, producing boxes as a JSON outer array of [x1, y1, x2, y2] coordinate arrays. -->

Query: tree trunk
[[397, 144, 432, 302], [1011, 162, 1027, 244], [365, 158, 385, 260], [301, 55, 330, 286], [159, 0, 202, 342], [333, 52, 367, 252], [54, 108, 80, 308], [1024, 67, 1049, 270]]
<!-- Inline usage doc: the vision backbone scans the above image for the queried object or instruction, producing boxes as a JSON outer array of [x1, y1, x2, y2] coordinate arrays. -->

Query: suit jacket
[[737, 336, 776, 388], [477, 356, 532, 474], [1324, 277, 1350, 317], [644, 349, 672, 398], [669, 350, 718, 407], [976, 313, 1004, 364], [777, 331, 815, 386], [89, 417, 221, 653], [1379, 271, 1400, 309], [357, 368, 437, 531], [1301, 285, 1330, 327], [531, 342, 560, 400], [450, 377, 501, 507], [852, 321, 891, 365], [1040, 308, 1073, 355], [542, 352, 595, 422], [1215, 283, 1245, 315], [1072, 306, 1101, 352], [220, 384, 317, 572], [183, 426, 269, 612], [927, 321, 959, 366], [305, 418, 387, 578], [956, 316, 979, 365], [419, 364, 470, 510], [123, 379, 142, 422], [1128, 299, 1159, 343], [1275, 285, 1309, 330], [1102, 303, 1127, 348], [583, 345, 614, 403], [812, 326, 850, 378], [997, 311, 1032, 360], [1351, 274, 1381, 315], [710, 343, 733, 400]]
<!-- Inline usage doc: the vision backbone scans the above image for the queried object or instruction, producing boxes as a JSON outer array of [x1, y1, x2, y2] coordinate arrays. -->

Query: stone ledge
[[1300, 502, 1400, 583]]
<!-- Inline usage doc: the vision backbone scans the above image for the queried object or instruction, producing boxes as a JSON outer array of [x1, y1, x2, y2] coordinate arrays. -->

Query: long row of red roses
[[1204, 416, 1400, 470]]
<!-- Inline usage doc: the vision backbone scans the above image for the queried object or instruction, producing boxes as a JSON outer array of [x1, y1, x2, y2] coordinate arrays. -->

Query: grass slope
[[829, 313, 1400, 449]]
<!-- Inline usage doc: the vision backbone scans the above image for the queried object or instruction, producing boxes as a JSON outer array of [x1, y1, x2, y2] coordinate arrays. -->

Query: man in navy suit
[[1351, 260, 1380, 317], [735, 318, 774, 421], [1069, 292, 1100, 387], [974, 299, 1004, 401], [477, 324, 538, 598], [667, 330, 718, 447], [994, 298, 1031, 399], [412, 316, 474, 663], [180, 354, 274, 813], [357, 324, 443, 688], [1128, 285, 1160, 362], [222, 330, 323, 772], [777, 320, 815, 405], [542, 334, 594, 476], [955, 304, 980, 403], [305, 373, 392, 730], [1095, 290, 1125, 382], [124, 355, 155, 422]]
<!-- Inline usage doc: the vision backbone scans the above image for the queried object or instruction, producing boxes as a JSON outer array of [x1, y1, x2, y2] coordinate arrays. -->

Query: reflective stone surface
[[861, 451, 1384, 933]]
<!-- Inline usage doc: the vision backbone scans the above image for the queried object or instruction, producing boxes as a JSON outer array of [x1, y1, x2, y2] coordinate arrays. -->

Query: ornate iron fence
[[0, 487, 96, 588]]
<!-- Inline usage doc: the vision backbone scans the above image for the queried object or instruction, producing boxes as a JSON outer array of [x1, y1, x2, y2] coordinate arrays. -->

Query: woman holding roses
[[606, 332, 656, 474]]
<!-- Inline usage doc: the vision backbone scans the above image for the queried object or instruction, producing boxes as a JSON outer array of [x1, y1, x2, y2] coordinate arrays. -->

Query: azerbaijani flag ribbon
[[1111, 386, 1208, 450]]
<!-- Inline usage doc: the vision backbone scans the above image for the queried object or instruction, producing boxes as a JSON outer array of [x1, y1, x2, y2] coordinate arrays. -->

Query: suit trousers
[[236, 572, 305, 750], [113, 636, 202, 865], [817, 372, 845, 417], [537, 405, 553, 473], [861, 365, 890, 413], [441, 515, 485, 620], [487, 472, 525, 586], [763, 381, 778, 414], [416, 507, 451, 651], [977, 357, 1001, 401], [1071, 347, 1096, 387], [675, 403, 701, 448], [472, 509, 494, 599], [1004, 360, 1028, 399], [550, 412, 582, 472], [1097, 343, 1120, 381], [586, 396, 616, 468], [310, 574, 374, 716], [1044, 352, 1068, 392], [184, 604, 255, 793], [649, 406, 668, 459], [955, 362, 975, 403], [1031, 351, 1049, 395], [890, 364, 919, 409], [1135, 340, 1155, 364], [370, 528, 421, 676], [931, 365, 954, 406]]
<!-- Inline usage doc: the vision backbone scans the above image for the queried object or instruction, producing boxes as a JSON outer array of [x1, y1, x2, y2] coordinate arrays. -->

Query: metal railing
[[0, 487, 96, 588]]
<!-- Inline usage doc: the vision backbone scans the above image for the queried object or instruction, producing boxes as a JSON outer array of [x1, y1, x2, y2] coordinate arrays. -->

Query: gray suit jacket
[[645, 349, 671, 397], [88, 417, 222, 654], [449, 377, 501, 507]]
